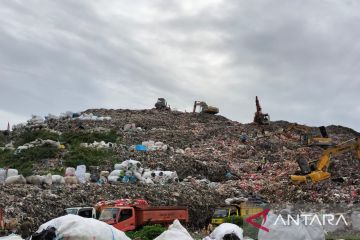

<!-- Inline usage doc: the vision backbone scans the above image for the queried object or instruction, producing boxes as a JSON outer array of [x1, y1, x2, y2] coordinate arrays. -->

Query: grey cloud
[[0, 0, 359, 131]]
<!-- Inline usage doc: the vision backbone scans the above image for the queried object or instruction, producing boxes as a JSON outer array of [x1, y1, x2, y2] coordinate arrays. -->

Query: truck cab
[[65, 207, 96, 219], [99, 207, 136, 232], [211, 203, 264, 226], [211, 205, 240, 225]]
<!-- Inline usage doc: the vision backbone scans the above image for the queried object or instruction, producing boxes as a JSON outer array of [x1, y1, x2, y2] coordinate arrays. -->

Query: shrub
[[0, 144, 60, 176], [126, 224, 166, 240], [61, 130, 119, 146], [224, 216, 243, 226], [14, 129, 60, 147], [63, 147, 118, 167]]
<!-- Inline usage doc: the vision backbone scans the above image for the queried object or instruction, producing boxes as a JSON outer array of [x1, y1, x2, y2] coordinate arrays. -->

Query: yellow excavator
[[193, 101, 219, 114], [291, 138, 360, 184]]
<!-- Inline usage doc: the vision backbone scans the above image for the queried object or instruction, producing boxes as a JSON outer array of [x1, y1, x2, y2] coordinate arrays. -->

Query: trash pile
[[14, 139, 64, 154], [0, 183, 221, 236], [108, 160, 178, 185], [1, 108, 360, 237], [131, 140, 168, 152], [80, 141, 116, 149]]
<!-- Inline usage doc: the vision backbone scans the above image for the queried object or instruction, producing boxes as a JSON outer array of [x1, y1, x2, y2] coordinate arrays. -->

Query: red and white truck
[[96, 199, 188, 232]]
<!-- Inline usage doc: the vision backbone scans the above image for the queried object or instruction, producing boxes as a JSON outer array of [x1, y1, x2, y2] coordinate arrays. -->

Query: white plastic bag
[[33, 215, 130, 240], [75, 165, 86, 183], [208, 223, 243, 240], [5, 175, 26, 185], [154, 219, 193, 240], [65, 167, 76, 176], [7, 169, 18, 178], [52, 175, 65, 184]]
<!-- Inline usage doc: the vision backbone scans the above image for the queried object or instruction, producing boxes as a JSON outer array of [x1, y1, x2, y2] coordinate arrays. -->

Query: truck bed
[[134, 206, 188, 226]]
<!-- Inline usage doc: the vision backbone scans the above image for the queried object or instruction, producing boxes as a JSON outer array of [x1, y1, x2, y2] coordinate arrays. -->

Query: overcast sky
[[0, 0, 359, 131]]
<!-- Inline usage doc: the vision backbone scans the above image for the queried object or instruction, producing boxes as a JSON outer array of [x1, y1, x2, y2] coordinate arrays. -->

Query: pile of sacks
[[77, 113, 111, 121], [131, 140, 168, 151], [108, 160, 178, 185], [65, 166, 90, 184], [123, 123, 142, 131], [80, 141, 116, 149], [15, 139, 63, 154], [0, 169, 26, 185]]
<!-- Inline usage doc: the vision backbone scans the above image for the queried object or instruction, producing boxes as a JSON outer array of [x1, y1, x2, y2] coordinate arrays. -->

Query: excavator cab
[[193, 101, 219, 114]]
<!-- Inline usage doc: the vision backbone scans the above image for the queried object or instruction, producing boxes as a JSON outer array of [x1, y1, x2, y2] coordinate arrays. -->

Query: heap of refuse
[[14, 139, 64, 154], [1, 108, 360, 237], [80, 141, 116, 149], [109, 159, 178, 185]]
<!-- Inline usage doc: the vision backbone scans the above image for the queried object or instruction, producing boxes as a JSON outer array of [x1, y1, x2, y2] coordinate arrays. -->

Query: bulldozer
[[193, 101, 219, 114], [155, 98, 170, 110], [291, 138, 360, 184], [253, 96, 270, 125]]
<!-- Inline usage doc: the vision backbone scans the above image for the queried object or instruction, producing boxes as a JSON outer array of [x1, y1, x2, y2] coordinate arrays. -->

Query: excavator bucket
[[291, 171, 331, 184]]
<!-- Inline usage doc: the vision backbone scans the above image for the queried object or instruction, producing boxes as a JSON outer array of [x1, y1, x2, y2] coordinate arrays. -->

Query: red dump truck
[[99, 205, 189, 232]]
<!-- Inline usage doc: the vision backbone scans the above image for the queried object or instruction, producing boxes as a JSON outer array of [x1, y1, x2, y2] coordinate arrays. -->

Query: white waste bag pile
[[141, 140, 168, 151], [30, 215, 130, 240], [78, 113, 111, 121], [111, 160, 178, 184], [154, 219, 194, 240], [258, 212, 325, 240], [142, 170, 179, 184], [80, 141, 116, 149], [15, 139, 61, 154], [204, 223, 244, 240], [1, 169, 26, 185], [26, 174, 52, 186]]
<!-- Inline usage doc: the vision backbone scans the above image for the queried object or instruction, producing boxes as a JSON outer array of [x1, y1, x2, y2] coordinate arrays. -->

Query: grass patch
[[0, 144, 60, 176], [126, 225, 166, 240], [63, 147, 119, 167], [14, 129, 60, 147], [61, 130, 119, 146]]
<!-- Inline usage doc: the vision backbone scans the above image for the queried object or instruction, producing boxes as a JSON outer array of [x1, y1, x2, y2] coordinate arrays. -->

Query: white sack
[[154, 219, 193, 240], [208, 223, 243, 240], [34, 215, 130, 240]]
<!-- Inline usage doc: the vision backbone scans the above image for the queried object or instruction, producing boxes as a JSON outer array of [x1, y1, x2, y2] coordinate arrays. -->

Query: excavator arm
[[291, 138, 360, 184]]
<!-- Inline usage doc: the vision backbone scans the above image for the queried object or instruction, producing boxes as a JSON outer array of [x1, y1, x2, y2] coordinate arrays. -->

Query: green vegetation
[[0, 144, 60, 176], [14, 129, 60, 147], [126, 225, 166, 240], [0, 128, 121, 176], [61, 130, 119, 146], [0, 133, 7, 146], [63, 147, 119, 168], [224, 216, 243, 226]]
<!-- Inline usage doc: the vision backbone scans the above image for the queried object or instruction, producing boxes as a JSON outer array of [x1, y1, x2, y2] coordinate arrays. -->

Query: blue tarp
[[135, 145, 147, 151]]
